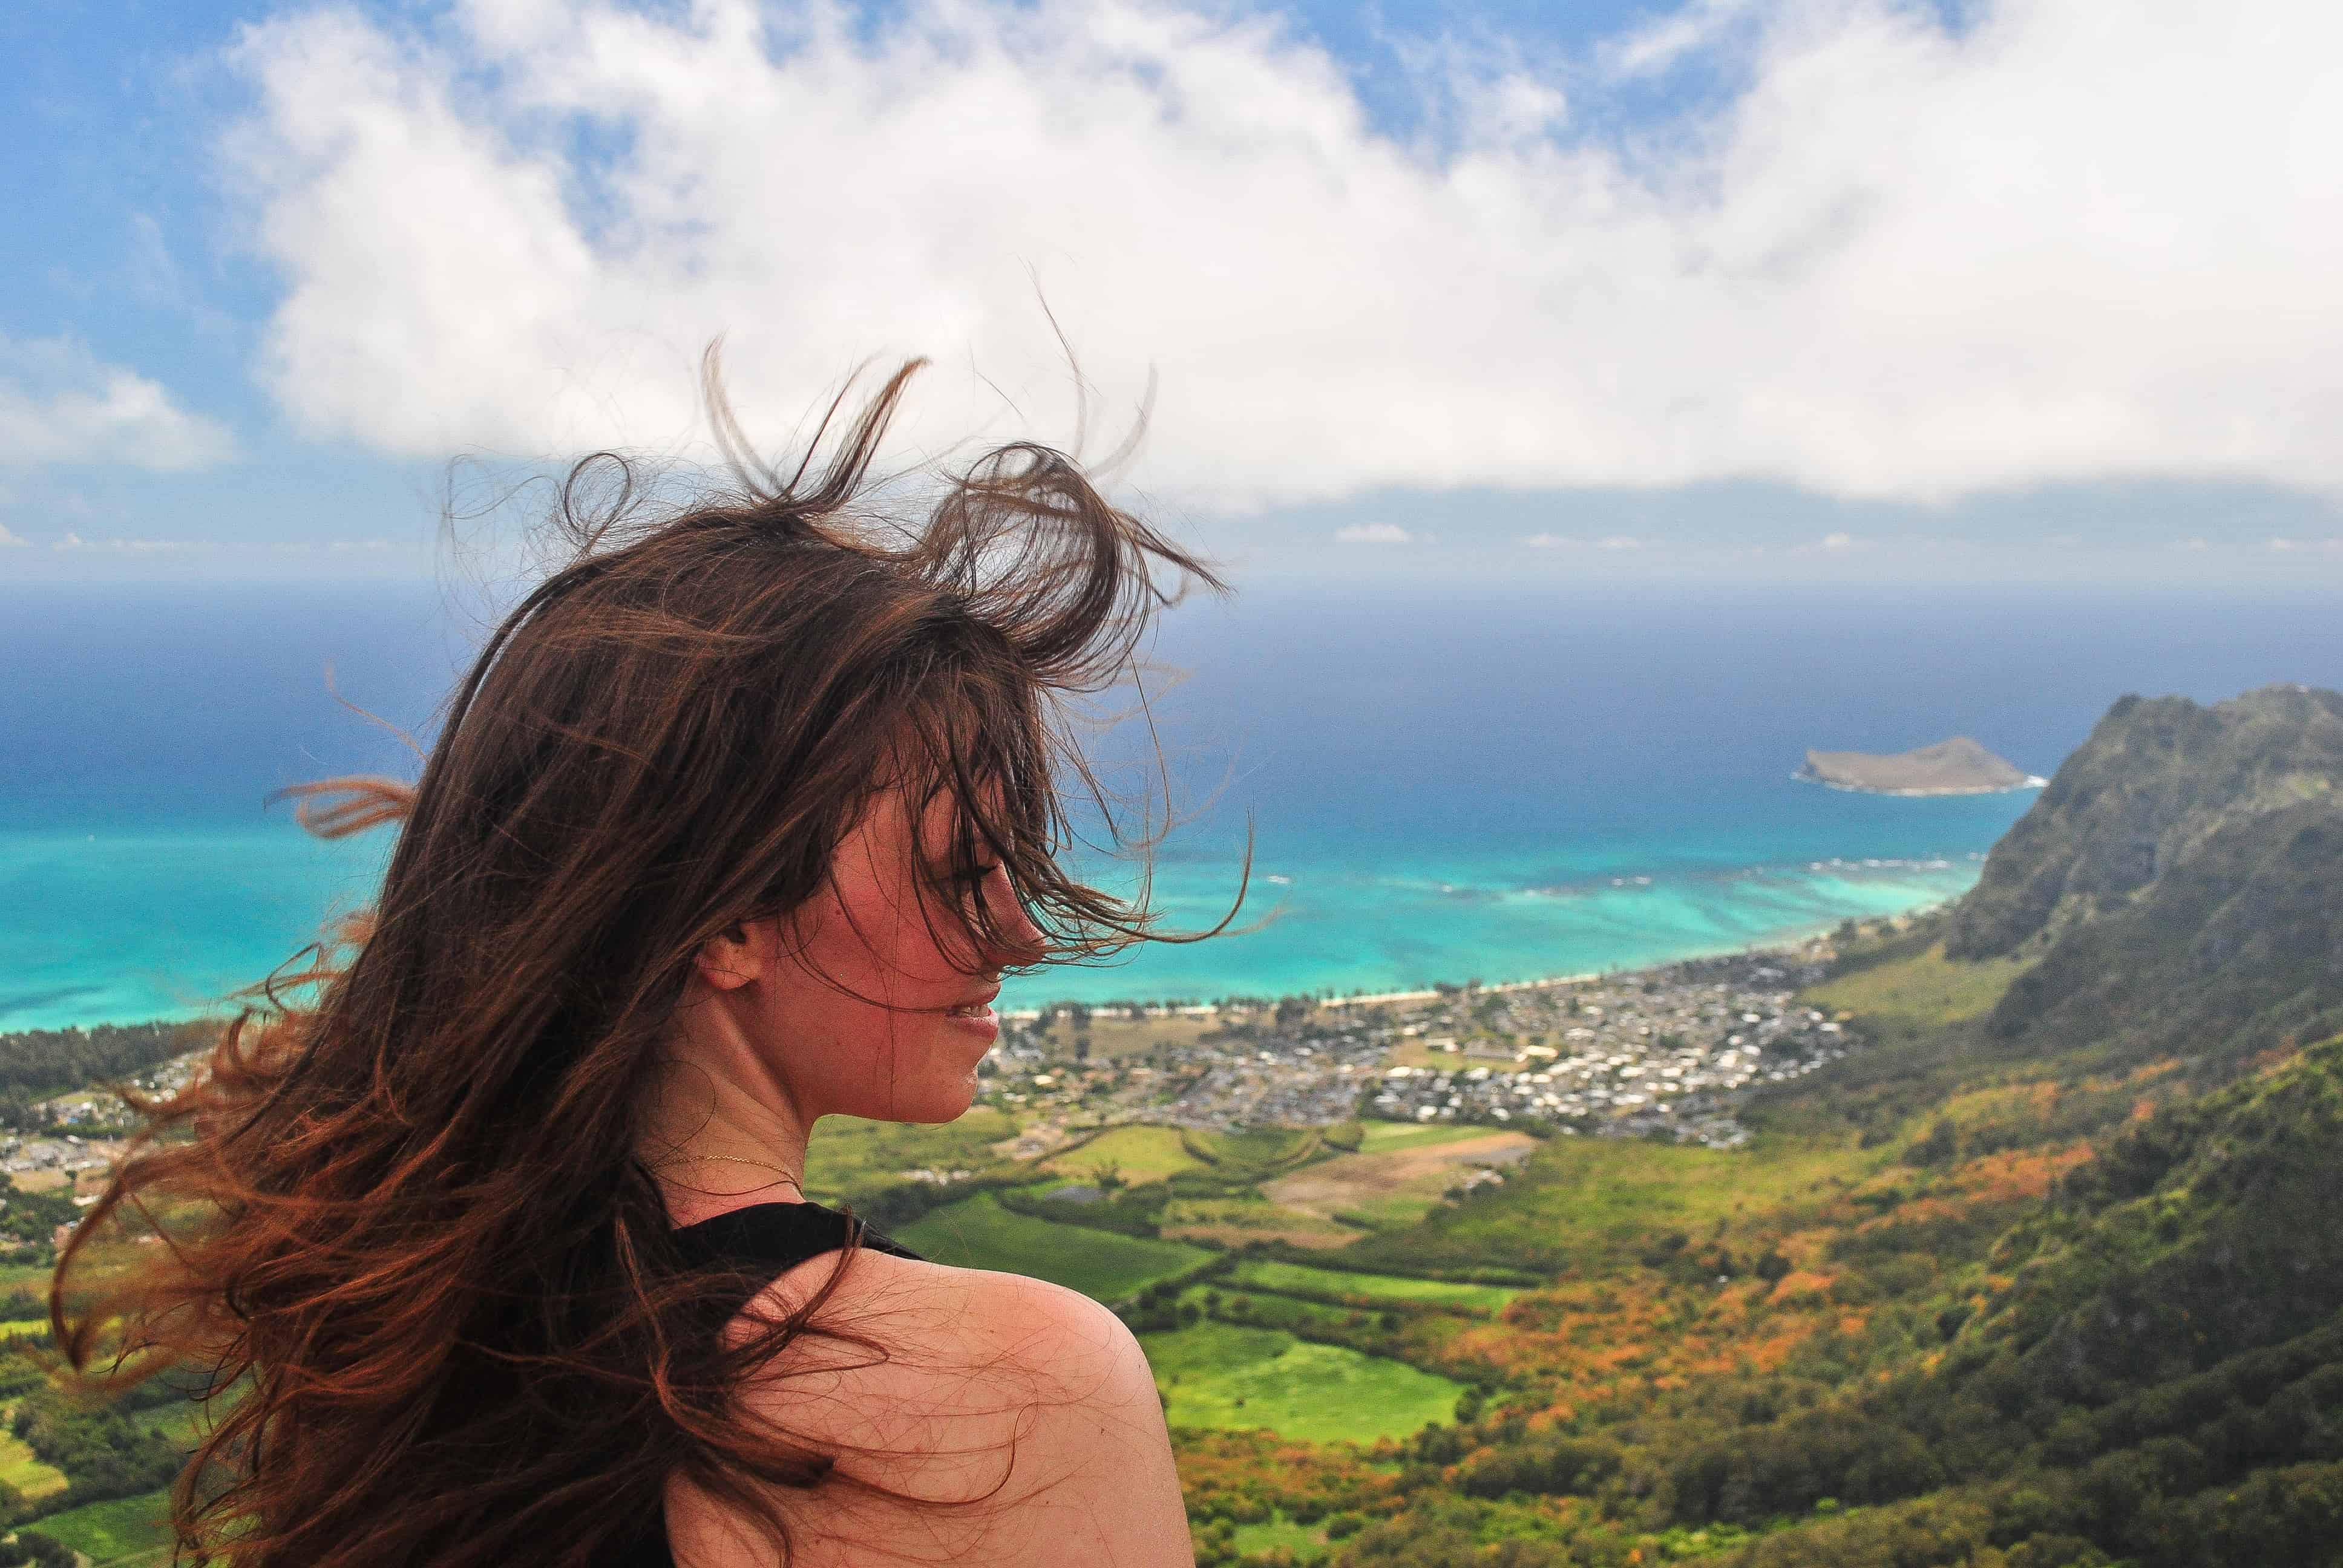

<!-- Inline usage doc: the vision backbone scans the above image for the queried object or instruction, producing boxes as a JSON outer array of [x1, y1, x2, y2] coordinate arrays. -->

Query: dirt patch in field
[[1036, 1013, 1221, 1060], [1164, 1223, 1363, 1251], [1263, 1131, 1539, 1222], [1159, 1197, 1362, 1252]]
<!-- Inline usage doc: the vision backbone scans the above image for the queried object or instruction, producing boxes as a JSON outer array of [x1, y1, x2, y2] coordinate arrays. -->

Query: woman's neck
[[638, 1013, 817, 1227]]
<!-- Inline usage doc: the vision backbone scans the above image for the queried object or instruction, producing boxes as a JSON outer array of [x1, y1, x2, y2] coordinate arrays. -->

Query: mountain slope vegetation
[[1949, 684, 2342, 963], [1169, 685, 2343, 1567]]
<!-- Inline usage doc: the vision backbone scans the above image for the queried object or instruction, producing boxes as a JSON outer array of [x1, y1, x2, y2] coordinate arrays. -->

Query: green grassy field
[[28, 1488, 174, 1564], [801, 1108, 1017, 1203], [1141, 1320, 1464, 1444], [1041, 1125, 1207, 1185], [1801, 941, 2033, 1025], [136, 1399, 212, 1446], [1225, 1259, 1518, 1313], [0, 1428, 67, 1501], [1356, 1120, 1517, 1153], [0, 1263, 53, 1295], [1348, 1128, 1876, 1277], [1159, 1194, 1362, 1249], [1197, 1126, 1323, 1169], [895, 1192, 1211, 1302], [1177, 1282, 1356, 1337], [1327, 1191, 1451, 1231], [0, 1319, 50, 1338], [1232, 1511, 1332, 1562], [1035, 1011, 1218, 1060], [1260, 1127, 1541, 1243]]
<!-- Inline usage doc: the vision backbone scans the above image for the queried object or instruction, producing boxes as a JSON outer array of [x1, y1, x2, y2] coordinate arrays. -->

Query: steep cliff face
[[1663, 691, 2343, 1568], [1947, 685, 2343, 964], [1981, 797, 2343, 1070]]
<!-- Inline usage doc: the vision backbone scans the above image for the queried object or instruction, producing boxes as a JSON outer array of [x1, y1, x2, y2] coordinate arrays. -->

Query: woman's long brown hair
[[53, 353, 1232, 1566]]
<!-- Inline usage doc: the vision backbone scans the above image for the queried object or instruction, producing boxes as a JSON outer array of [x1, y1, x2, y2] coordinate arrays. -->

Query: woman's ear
[[693, 920, 764, 991]]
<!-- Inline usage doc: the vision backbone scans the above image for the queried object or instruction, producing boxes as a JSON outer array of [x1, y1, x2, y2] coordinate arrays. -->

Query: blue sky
[[4, 0, 2337, 583]]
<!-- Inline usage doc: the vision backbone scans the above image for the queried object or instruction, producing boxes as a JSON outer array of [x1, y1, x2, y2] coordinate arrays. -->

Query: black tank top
[[600, 1201, 924, 1568]]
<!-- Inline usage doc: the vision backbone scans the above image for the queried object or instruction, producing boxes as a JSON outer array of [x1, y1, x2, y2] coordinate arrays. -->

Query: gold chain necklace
[[658, 1153, 805, 1196]]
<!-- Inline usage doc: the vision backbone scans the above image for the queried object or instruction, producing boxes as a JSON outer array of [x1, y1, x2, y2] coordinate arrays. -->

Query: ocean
[[2, 580, 2335, 1028]]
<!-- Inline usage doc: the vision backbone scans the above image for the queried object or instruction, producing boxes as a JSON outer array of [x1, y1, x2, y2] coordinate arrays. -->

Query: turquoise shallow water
[[0, 827, 1988, 1027], [2, 581, 2336, 1030], [999, 849, 1994, 1010], [0, 828, 393, 1027]]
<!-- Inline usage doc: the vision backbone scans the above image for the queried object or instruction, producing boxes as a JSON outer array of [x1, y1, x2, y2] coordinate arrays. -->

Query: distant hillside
[[1982, 795, 2343, 1073], [1935, 685, 2343, 1079], [1216, 680, 2343, 1568], [1949, 685, 2343, 960], [1978, 1034, 2343, 1400], [1675, 1034, 2343, 1568], [1800, 736, 2033, 795]]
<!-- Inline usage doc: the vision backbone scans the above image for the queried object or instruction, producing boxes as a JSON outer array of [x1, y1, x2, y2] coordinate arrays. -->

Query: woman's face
[[740, 786, 1044, 1126]]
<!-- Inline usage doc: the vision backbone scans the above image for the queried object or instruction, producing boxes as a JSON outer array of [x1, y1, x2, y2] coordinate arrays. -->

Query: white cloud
[[1525, 531, 1682, 552], [53, 532, 211, 553], [1821, 531, 1858, 550], [1522, 531, 1668, 552], [1334, 521, 1413, 544], [46, 534, 395, 553], [1600, 0, 1757, 80], [0, 524, 27, 548], [0, 336, 235, 471], [223, 0, 2343, 506]]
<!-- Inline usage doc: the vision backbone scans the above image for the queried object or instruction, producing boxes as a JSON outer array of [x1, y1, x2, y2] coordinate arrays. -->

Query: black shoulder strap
[[599, 1203, 926, 1568], [669, 1200, 923, 1272]]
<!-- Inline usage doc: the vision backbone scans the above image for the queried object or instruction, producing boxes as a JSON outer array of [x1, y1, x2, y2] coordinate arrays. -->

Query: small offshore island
[[1798, 734, 2045, 795]]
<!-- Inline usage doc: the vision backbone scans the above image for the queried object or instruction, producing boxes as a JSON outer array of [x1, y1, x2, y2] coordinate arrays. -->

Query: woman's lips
[[944, 988, 1000, 1034]]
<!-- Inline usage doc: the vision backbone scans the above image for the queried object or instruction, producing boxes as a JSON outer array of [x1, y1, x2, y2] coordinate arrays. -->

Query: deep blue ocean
[[2, 580, 2335, 1028]]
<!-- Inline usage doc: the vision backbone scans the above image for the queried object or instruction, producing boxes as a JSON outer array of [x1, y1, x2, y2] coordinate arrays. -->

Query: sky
[[2, 0, 2339, 585]]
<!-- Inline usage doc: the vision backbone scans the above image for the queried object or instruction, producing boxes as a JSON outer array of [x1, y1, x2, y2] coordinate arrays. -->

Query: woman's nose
[[981, 864, 1047, 964]]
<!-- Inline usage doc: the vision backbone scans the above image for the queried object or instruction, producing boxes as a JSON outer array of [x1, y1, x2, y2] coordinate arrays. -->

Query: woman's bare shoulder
[[665, 1252, 1193, 1568], [831, 1249, 1141, 1371]]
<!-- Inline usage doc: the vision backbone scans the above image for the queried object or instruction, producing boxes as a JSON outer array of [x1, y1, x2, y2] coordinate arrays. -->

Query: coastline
[[1003, 895, 1960, 1024], [1794, 771, 2050, 798]]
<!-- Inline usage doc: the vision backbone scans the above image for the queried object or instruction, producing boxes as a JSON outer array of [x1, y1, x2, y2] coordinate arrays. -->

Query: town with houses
[[6, 943, 1861, 1248], [974, 939, 1851, 1158], [1, 1057, 200, 1252]]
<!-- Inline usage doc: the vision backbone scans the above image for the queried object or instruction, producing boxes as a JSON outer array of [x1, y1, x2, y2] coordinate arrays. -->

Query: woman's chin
[[886, 1074, 982, 1126]]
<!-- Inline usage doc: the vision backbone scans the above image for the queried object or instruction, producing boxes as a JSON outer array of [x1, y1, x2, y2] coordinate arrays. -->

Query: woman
[[57, 357, 1228, 1567]]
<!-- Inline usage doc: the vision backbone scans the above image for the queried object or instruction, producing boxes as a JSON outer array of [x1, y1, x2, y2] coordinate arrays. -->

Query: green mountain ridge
[[1265, 685, 2343, 1568], [1985, 794, 2343, 1074], [1983, 1033, 2343, 1396], [1950, 684, 2343, 962], [1700, 1034, 2343, 1568], [1808, 684, 2343, 1133]]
